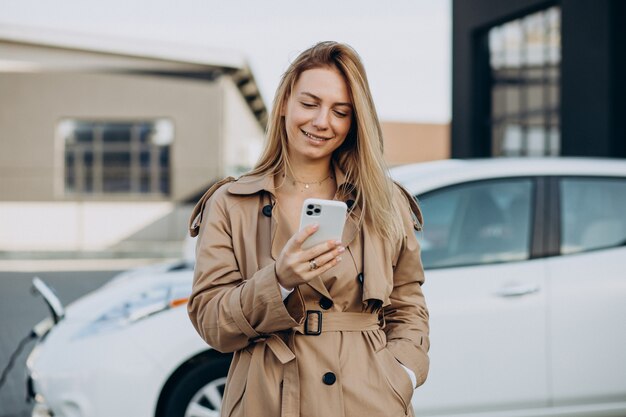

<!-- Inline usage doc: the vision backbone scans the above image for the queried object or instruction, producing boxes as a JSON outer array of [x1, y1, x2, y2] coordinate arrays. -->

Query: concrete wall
[[0, 71, 222, 202], [0, 201, 175, 251], [381, 121, 450, 166], [220, 76, 265, 178]]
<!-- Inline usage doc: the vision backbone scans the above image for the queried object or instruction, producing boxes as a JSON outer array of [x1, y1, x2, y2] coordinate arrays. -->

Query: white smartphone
[[298, 198, 348, 249]]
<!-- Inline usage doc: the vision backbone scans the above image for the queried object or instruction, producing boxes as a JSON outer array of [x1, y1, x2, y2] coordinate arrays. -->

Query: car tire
[[158, 355, 231, 417]]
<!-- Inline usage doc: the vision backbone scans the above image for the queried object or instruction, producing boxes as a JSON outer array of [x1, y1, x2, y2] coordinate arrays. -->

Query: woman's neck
[[286, 154, 332, 182], [279, 156, 336, 198]]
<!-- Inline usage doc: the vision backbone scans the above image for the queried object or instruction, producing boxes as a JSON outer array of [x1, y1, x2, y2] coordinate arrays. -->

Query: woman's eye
[[301, 102, 316, 108], [333, 110, 349, 118]]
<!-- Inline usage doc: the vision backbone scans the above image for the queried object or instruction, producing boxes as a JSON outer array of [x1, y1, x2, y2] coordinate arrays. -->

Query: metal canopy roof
[[0, 23, 268, 126]]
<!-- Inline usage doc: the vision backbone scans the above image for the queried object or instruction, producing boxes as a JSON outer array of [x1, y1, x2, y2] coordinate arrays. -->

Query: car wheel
[[159, 355, 231, 417]]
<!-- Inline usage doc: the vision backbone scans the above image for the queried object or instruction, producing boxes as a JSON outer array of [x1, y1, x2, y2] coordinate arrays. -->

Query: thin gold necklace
[[284, 172, 333, 191]]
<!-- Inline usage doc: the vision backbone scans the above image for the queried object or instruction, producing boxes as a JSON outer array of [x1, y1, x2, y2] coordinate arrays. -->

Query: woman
[[188, 41, 429, 417]]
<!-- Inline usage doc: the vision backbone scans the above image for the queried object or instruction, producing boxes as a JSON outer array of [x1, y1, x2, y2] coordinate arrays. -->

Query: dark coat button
[[262, 204, 273, 217], [346, 199, 355, 209], [322, 372, 336, 385], [357, 273, 364, 284], [319, 297, 333, 310]]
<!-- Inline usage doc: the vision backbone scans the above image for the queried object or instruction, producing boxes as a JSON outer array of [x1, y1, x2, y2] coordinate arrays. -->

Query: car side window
[[416, 179, 533, 269], [560, 177, 626, 254]]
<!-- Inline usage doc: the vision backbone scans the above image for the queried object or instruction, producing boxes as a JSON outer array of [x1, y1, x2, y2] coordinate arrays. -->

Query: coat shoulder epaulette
[[188, 177, 236, 237], [393, 180, 423, 231]]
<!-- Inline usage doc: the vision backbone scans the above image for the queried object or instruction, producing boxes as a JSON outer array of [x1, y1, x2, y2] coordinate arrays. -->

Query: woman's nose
[[312, 109, 330, 130]]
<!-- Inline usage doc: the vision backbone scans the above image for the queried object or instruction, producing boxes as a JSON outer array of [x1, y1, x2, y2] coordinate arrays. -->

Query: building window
[[59, 119, 173, 196], [489, 6, 560, 156]]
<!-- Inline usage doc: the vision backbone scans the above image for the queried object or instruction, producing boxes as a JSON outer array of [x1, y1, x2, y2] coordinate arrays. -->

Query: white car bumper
[[26, 319, 166, 417]]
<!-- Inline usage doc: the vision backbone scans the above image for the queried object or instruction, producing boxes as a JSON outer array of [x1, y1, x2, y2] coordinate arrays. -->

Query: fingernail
[[311, 224, 319, 230], [337, 246, 345, 253], [334, 240, 342, 245], [336, 256, 342, 262]]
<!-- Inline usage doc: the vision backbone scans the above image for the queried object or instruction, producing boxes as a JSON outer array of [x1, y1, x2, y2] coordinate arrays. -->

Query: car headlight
[[75, 284, 189, 339]]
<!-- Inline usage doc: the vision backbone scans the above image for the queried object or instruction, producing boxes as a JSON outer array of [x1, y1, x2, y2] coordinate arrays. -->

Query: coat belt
[[250, 311, 380, 417], [295, 311, 380, 334]]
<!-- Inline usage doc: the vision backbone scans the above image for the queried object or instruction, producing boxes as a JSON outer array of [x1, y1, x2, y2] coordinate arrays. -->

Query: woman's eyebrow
[[300, 91, 353, 107]]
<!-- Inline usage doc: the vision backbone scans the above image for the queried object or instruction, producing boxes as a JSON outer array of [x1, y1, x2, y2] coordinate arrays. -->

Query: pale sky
[[0, 0, 451, 123]]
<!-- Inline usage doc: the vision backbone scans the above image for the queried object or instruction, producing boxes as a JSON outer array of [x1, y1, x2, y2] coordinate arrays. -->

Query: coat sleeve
[[383, 185, 430, 388], [187, 184, 305, 353]]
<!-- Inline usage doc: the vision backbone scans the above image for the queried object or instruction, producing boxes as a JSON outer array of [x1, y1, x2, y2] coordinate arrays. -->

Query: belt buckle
[[304, 310, 322, 335]]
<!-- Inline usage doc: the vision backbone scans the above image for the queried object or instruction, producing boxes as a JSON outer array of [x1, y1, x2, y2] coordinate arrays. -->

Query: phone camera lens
[[314, 208, 321, 213], [307, 204, 314, 209], [306, 211, 313, 216]]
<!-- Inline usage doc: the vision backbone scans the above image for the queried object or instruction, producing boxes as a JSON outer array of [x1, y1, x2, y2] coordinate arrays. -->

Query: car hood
[[60, 265, 193, 323]]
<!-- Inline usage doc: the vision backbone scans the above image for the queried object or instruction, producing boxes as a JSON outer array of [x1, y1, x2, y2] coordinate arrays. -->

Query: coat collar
[[227, 172, 275, 196]]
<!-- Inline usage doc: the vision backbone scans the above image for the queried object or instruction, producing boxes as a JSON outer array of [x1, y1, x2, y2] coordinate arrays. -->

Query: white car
[[26, 158, 626, 417]]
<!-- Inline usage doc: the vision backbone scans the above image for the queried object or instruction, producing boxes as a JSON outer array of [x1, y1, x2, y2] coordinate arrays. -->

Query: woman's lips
[[301, 129, 333, 141]]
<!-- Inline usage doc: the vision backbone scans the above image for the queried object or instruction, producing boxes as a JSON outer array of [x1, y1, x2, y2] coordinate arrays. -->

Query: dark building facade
[[452, 0, 625, 158]]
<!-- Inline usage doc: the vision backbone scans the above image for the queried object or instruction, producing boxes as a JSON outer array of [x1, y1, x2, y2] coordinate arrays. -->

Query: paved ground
[[0, 270, 120, 417]]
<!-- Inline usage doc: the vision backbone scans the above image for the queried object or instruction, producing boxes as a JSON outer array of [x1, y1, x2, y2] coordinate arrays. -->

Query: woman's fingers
[[301, 239, 343, 263], [308, 245, 345, 270], [306, 254, 341, 276], [289, 224, 343, 262], [276, 226, 344, 288], [291, 223, 319, 248]]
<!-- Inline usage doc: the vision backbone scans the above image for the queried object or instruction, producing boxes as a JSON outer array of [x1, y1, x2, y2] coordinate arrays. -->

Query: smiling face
[[283, 66, 353, 164]]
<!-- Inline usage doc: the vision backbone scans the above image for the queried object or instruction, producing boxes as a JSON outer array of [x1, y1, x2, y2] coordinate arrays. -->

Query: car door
[[546, 176, 626, 406], [410, 177, 549, 416]]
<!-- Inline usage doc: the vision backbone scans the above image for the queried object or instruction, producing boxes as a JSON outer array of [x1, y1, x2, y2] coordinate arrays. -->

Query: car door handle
[[495, 284, 540, 297]]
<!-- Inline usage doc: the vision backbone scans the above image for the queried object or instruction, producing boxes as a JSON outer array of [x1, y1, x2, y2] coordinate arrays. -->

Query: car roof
[[391, 157, 626, 195]]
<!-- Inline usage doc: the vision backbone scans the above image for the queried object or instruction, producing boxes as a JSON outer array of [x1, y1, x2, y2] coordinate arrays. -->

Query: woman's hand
[[275, 224, 345, 289]]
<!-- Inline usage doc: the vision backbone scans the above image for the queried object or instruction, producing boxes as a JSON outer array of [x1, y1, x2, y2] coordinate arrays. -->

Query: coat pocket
[[375, 346, 414, 414], [221, 349, 251, 417]]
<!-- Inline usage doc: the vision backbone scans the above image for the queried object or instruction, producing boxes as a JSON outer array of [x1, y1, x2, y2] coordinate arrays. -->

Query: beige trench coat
[[188, 167, 429, 417]]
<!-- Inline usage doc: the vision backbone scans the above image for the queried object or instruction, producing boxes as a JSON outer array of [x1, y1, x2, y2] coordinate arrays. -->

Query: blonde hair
[[248, 41, 404, 242]]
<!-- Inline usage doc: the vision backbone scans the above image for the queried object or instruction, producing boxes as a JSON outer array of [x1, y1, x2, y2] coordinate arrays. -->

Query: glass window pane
[[102, 123, 131, 143], [417, 179, 533, 269], [561, 178, 626, 254], [159, 147, 169, 166], [74, 128, 93, 143], [505, 85, 520, 114], [65, 153, 75, 192], [502, 124, 523, 156], [138, 123, 152, 143], [503, 20, 523, 68], [526, 85, 544, 112], [103, 152, 131, 192], [526, 127, 546, 156], [160, 169, 170, 194], [84, 168, 93, 193], [140, 150, 151, 168], [140, 174, 151, 193]]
